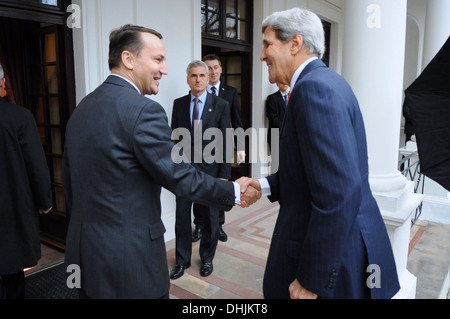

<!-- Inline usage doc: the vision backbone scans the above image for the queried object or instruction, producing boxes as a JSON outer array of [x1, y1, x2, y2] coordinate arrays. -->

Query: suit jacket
[[0, 98, 52, 274], [171, 92, 231, 179], [217, 83, 245, 151], [263, 59, 400, 299], [62, 75, 235, 298], [265, 90, 287, 147]]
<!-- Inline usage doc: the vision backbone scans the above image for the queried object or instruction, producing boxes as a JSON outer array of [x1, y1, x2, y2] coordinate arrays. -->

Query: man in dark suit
[[0, 65, 52, 299], [239, 8, 400, 299], [62, 25, 259, 299], [191, 54, 246, 243], [170, 60, 231, 279], [266, 82, 289, 174]]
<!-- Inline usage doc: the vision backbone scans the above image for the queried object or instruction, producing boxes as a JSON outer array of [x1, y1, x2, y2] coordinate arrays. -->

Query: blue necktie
[[211, 86, 217, 96]]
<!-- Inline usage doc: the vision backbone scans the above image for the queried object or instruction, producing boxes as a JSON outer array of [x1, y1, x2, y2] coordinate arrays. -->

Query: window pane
[[44, 33, 57, 63], [238, 0, 247, 19], [227, 56, 242, 74], [202, 12, 207, 33], [53, 158, 63, 184], [36, 98, 45, 124], [226, 0, 236, 16], [208, 12, 221, 35], [54, 187, 66, 213], [18, 0, 59, 6], [238, 20, 247, 41], [226, 18, 237, 39], [227, 76, 242, 93], [49, 98, 60, 125], [208, 0, 220, 12], [45, 66, 58, 94], [51, 128, 62, 155]]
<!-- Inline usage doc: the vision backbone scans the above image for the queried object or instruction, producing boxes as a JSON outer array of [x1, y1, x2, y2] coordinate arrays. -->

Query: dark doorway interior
[[0, 1, 75, 250]]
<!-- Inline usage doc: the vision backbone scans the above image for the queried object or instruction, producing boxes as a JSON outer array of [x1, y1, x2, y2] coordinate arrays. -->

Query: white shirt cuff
[[232, 182, 241, 205], [258, 178, 272, 197]]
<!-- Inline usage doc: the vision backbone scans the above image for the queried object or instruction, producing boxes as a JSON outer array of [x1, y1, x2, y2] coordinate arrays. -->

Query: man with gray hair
[[170, 60, 231, 280], [238, 8, 400, 299]]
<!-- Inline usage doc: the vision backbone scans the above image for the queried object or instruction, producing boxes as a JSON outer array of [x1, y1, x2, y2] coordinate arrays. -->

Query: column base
[[393, 269, 417, 299], [373, 181, 423, 299]]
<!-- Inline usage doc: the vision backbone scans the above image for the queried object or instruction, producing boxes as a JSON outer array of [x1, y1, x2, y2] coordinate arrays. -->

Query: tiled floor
[[26, 197, 450, 299]]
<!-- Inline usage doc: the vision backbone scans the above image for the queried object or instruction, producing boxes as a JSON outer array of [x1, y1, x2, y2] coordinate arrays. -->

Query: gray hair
[[262, 8, 325, 59], [0, 65, 4, 80], [186, 60, 210, 76]]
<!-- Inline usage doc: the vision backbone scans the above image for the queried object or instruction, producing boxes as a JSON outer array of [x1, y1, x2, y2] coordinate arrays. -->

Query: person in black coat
[[266, 83, 289, 174], [0, 65, 52, 299]]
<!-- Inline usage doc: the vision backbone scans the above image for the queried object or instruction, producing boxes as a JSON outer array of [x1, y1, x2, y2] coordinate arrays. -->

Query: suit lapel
[[201, 93, 214, 128], [181, 95, 193, 129], [219, 84, 227, 98], [280, 59, 326, 135]]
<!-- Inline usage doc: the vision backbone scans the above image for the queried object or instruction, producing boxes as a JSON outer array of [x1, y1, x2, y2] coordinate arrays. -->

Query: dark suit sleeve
[[133, 100, 235, 211], [171, 100, 178, 131], [20, 110, 52, 210], [226, 87, 245, 151], [266, 93, 283, 128], [217, 99, 231, 179], [292, 80, 362, 297], [229, 87, 243, 129]]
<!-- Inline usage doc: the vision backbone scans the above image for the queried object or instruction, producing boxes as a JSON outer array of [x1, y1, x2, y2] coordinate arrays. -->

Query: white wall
[[72, 0, 203, 241]]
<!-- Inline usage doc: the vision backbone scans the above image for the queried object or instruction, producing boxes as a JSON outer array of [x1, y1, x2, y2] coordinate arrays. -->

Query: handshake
[[235, 177, 262, 208]]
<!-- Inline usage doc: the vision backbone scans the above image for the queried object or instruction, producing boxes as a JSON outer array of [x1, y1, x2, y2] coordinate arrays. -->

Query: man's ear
[[290, 34, 304, 55], [121, 50, 134, 70]]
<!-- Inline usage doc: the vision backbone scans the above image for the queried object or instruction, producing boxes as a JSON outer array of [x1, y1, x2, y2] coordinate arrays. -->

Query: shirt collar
[[207, 81, 220, 95], [111, 73, 141, 94], [191, 90, 208, 105], [290, 56, 319, 90]]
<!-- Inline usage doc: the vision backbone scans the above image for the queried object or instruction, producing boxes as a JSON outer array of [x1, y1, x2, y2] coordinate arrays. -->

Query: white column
[[342, 0, 421, 299], [422, 0, 450, 70]]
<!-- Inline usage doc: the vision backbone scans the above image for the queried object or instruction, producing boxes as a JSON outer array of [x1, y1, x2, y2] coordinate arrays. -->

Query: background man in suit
[[170, 60, 231, 279], [190, 54, 246, 243], [239, 8, 400, 299], [266, 82, 289, 174], [63, 25, 259, 299], [0, 64, 52, 299]]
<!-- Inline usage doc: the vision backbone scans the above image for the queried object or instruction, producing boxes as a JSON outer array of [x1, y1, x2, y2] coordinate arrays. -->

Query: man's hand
[[289, 279, 318, 299], [240, 185, 261, 207], [39, 207, 52, 215], [237, 151, 246, 165], [236, 177, 261, 208]]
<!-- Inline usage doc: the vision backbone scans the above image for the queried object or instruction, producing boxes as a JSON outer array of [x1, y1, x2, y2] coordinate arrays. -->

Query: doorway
[[201, 0, 253, 180], [0, 0, 75, 250]]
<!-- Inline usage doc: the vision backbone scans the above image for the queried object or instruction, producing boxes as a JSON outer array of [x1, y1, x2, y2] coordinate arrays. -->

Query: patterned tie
[[211, 86, 217, 96], [193, 97, 199, 127]]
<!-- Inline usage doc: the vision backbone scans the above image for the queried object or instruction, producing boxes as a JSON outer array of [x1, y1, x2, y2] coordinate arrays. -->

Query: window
[[18, 0, 59, 6], [202, 0, 252, 45]]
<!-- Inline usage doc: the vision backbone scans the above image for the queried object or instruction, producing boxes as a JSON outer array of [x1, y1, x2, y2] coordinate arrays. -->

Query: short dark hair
[[203, 54, 222, 66], [108, 24, 163, 70]]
